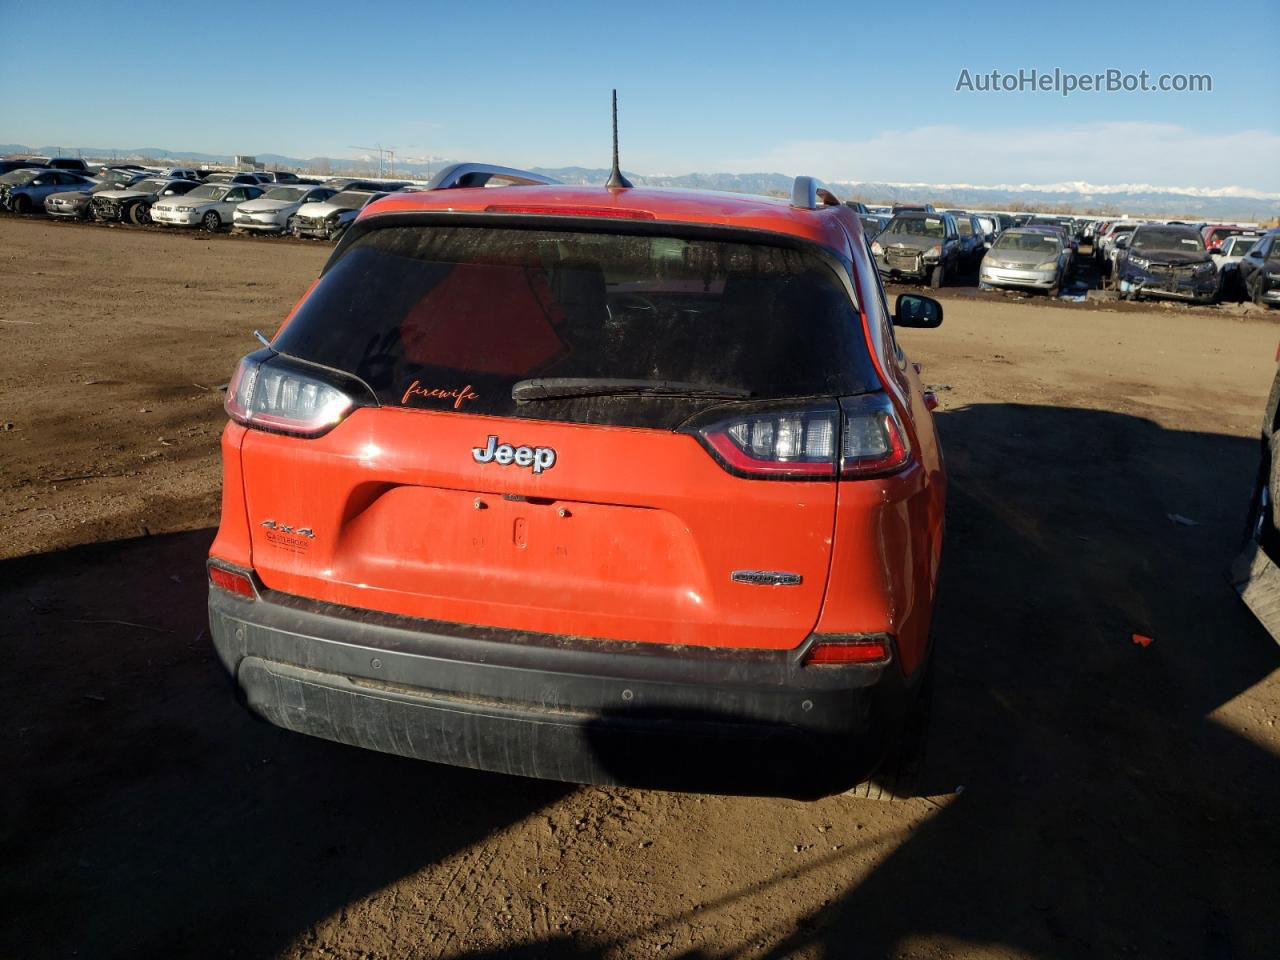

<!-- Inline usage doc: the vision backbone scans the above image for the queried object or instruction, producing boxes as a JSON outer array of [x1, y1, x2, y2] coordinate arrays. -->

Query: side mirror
[[894, 293, 943, 329]]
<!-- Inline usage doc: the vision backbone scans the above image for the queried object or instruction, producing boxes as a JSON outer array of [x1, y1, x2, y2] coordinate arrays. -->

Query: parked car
[[844, 200, 870, 215], [1212, 234, 1262, 269], [0, 159, 43, 176], [1213, 235, 1262, 297], [1237, 230, 1280, 308], [1027, 216, 1078, 247], [321, 178, 409, 193], [256, 171, 300, 184], [288, 189, 387, 240], [153, 166, 201, 182], [979, 228, 1069, 296], [207, 172, 947, 800], [857, 214, 889, 240], [1096, 221, 1138, 268], [872, 211, 962, 287], [891, 203, 935, 215], [151, 182, 265, 232], [30, 156, 91, 174], [1114, 224, 1220, 304], [0, 169, 95, 214], [90, 177, 200, 224], [233, 185, 338, 234], [1232, 359, 1280, 643], [947, 213, 986, 269], [1201, 224, 1253, 254], [45, 173, 150, 220], [203, 172, 268, 186]]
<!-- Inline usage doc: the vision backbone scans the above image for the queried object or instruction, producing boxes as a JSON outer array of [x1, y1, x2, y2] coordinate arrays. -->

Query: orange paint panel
[[238, 406, 843, 650]]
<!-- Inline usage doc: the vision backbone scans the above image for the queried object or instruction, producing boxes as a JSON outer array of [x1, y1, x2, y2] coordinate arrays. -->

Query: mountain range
[[4, 144, 1276, 222]]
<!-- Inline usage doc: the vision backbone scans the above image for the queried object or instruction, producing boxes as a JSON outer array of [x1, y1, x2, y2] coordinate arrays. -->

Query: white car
[[1212, 234, 1263, 269], [288, 189, 389, 240], [151, 182, 265, 232], [233, 185, 337, 234]]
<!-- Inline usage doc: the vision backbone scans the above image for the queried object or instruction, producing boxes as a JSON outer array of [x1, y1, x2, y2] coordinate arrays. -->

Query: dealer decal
[[401, 380, 479, 409], [259, 519, 315, 554]]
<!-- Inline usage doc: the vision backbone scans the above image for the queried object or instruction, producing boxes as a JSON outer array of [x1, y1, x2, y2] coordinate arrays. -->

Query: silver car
[[980, 228, 1069, 296]]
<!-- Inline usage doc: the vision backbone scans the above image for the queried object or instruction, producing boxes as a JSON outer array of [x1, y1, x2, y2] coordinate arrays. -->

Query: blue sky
[[2, 0, 1277, 192]]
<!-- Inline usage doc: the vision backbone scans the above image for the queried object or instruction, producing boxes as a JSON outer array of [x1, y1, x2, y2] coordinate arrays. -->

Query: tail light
[[803, 634, 891, 666], [225, 349, 368, 438], [690, 394, 910, 481]]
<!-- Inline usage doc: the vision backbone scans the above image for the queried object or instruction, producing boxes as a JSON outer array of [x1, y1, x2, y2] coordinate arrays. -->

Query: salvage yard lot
[[2, 216, 1279, 959]]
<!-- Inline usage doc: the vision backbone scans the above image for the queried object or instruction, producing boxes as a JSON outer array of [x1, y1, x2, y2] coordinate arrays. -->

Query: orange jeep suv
[[207, 165, 947, 798]]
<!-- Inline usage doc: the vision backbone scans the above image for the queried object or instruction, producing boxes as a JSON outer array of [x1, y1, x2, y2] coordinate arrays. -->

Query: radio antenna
[[605, 89, 634, 190]]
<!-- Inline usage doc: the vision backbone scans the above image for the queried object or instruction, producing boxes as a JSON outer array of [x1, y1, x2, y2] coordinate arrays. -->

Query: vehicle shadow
[[745, 403, 1280, 958], [0, 529, 570, 960], [450, 403, 1280, 958]]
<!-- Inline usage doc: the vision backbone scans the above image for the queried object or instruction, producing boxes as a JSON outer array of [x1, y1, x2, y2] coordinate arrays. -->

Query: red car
[[1202, 224, 1252, 254], [206, 165, 948, 798]]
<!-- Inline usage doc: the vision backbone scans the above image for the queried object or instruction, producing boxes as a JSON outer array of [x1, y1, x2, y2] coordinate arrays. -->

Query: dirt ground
[[2, 215, 1279, 960]]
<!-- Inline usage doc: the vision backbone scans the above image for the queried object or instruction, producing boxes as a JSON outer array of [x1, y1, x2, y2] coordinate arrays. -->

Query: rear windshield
[[273, 224, 878, 428]]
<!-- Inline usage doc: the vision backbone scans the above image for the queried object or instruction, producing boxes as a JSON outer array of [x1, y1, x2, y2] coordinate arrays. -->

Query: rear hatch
[[235, 219, 880, 650]]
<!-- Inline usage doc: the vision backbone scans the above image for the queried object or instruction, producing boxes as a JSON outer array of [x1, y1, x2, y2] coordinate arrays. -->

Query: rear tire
[[844, 657, 934, 801], [929, 263, 945, 289]]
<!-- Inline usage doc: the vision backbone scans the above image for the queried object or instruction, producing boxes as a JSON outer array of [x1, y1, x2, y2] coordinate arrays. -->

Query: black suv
[[1237, 230, 1280, 308]]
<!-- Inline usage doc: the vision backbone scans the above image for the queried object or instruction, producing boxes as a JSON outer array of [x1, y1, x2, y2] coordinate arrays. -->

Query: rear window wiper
[[512, 377, 751, 402]]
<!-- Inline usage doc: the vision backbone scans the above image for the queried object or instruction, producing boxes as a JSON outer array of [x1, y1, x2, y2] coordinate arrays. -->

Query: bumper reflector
[[803, 637, 890, 666], [208, 563, 257, 600]]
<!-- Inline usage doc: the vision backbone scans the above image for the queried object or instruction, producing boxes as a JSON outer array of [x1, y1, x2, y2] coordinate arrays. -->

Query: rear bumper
[[208, 585, 904, 798]]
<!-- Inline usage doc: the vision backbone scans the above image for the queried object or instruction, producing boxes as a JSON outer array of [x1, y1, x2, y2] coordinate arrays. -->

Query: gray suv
[[871, 211, 962, 287]]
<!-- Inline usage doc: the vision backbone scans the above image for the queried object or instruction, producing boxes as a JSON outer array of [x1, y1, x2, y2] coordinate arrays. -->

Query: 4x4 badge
[[473, 436, 557, 474], [260, 520, 315, 538]]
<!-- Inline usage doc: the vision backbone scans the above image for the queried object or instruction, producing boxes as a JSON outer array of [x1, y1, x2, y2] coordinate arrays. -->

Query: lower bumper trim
[[208, 589, 899, 797]]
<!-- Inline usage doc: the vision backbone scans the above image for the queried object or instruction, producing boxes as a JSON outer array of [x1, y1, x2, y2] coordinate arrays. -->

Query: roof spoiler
[[790, 175, 841, 210], [427, 162, 561, 190]]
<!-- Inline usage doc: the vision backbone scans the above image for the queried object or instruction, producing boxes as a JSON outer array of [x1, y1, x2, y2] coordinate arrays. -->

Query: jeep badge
[[472, 436, 557, 474]]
